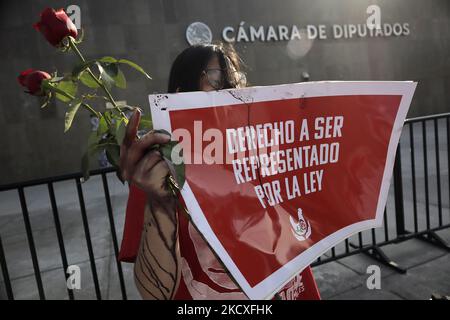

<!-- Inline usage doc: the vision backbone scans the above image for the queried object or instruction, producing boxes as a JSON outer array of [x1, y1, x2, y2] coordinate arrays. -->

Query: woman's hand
[[119, 109, 173, 203]]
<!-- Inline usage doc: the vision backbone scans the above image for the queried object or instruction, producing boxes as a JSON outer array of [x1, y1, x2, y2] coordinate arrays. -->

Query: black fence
[[0, 113, 449, 300], [311, 112, 450, 271], [0, 169, 124, 300]]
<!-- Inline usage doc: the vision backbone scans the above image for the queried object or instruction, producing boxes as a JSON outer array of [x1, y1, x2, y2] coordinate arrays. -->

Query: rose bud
[[33, 7, 78, 47], [17, 69, 51, 96]]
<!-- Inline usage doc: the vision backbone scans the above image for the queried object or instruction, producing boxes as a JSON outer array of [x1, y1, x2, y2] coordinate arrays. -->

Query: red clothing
[[119, 185, 321, 300]]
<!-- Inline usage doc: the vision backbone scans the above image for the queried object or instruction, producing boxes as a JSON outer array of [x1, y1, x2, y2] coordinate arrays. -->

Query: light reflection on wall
[[286, 29, 314, 60]]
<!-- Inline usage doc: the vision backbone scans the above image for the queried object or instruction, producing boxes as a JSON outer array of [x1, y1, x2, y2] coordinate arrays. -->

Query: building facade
[[1, 0, 449, 183]]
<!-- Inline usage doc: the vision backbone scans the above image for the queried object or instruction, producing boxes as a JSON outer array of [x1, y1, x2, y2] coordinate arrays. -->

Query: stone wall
[[1, 0, 449, 183]]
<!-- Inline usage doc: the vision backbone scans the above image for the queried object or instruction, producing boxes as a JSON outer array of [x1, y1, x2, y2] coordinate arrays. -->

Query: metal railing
[[0, 168, 126, 300], [0, 113, 449, 300], [311, 113, 450, 271]]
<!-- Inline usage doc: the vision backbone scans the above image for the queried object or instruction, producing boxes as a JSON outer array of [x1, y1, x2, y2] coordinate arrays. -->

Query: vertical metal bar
[[434, 119, 443, 226], [18, 187, 45, 300], [345, 239, 350, 253], [358, 232, 363, 249], [47, 183, 74, 300], [371, 228, 377, 246], [393, 144, 406, 236], [75, 178, 102, 300], [331, 247, 336, 258], [0, 235, 14, 300], [383, 208, 389, 241], [409, 123, 419, 233], [101, 173, 127, 300], [422, 121, 431, 230], [447, 117, 450, 222]]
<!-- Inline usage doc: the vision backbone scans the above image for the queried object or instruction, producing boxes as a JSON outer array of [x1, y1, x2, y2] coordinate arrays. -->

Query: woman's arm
[[120, 109, 181, 299], [134, 197, 181, 299]]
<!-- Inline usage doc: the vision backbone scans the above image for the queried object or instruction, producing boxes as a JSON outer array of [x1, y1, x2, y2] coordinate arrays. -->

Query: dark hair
[[168, 43, 246, 93]]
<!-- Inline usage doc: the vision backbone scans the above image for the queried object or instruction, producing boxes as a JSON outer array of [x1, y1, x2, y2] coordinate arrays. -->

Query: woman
[[119, 43, 321, 300]]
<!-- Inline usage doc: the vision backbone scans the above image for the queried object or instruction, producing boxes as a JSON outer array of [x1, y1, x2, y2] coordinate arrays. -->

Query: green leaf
[[115, 119, 127, 145], [171, 141, 185, 188], [160, 140, 177, 160], [40, 92, 52, 109], [72, 60, 96, 78], [174, 162, 185, 189], [64, 99, 82, 132], [81, 131, 102, 182], [49, 76, 64, 83], [99, 56, 118, 64], [150, 130, 185, 189], [159, 140, 185, 188], [98, 115, 109, 136], [99, 57, 151, 80], [114, 69, 127, 89], [79, 71, 100, 88], [41, 80, 71, 101], [102, 63, 119, 77], [55, 80, 77, 102], [108, 112, 125, 135], [99, 63, 127, 89], [97, 63, 115, 90], [118, 59, 152, 79], [105, 144, 120, 167], [87, 130, 101, 149]]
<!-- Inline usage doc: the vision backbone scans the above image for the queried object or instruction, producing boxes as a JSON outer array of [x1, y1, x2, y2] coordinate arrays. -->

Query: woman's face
[[199, 54, 223, 92]]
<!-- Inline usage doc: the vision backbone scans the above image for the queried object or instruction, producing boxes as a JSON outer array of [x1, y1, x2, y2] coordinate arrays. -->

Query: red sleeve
[[118, 184, 147, 262]]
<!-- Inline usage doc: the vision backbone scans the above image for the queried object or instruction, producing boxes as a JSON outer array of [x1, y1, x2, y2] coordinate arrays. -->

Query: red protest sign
[[149, 81, 417, 299]]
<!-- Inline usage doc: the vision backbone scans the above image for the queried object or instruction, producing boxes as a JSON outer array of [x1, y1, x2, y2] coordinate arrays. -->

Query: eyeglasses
[[202, 68, 247, 90], [202, 68, 226, 90]]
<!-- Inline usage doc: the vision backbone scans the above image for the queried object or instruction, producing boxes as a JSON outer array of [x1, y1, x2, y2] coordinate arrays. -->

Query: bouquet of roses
[[17, 8, 184, 189]]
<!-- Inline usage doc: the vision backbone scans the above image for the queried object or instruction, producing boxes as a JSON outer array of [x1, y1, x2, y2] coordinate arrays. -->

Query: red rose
[[17, 69, 51, 96], [33, 8, 78, 47]]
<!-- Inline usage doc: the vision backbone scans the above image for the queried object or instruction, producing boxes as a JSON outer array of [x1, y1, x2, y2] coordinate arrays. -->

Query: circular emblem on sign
[[186, 22, 212, 45], [290, 208, 312, 242]]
